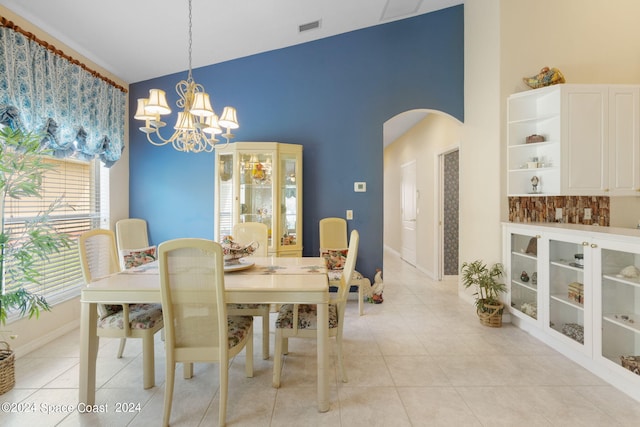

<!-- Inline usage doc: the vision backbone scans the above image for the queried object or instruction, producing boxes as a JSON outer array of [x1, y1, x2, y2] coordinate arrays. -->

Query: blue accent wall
[[128, 6, 463, 279]]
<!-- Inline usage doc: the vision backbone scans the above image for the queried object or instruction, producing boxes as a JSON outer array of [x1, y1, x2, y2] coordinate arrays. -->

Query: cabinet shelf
[[511, 251, 537, 261], [602, 274, 640, 289], [550, 293, 584, 310], [512, 279, 537, 292], [508, 113, 559, 125], [240, 183, 272, 188], [508, 166, 557, 173], [603, 314, 640, 334], [550, 260, 584, 272], [508, 140, 558, 149]]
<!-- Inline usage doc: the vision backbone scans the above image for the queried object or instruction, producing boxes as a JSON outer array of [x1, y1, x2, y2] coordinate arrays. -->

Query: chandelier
[[134, 0, 239, 153]]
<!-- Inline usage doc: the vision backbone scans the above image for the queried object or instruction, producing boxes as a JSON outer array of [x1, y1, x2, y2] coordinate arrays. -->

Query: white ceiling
[[0, 0, 462, 84], [0, 0, 463, 146]]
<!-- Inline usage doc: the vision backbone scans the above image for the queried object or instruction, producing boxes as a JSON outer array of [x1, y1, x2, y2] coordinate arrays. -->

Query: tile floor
[[1, 249, 640, 426]]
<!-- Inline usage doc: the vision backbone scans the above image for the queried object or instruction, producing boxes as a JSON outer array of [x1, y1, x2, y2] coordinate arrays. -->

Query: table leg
[[316, 301, 329, 412], [79, 301, 98, 405]]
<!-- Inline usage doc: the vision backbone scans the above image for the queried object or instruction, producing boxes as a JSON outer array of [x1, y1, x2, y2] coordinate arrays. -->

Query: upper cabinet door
[[608, 86, 640, 196], [561, 86, 608, 195]]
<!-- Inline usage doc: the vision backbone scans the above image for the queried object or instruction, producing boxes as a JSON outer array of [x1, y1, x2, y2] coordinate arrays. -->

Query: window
[[3, 157, 108, 319]]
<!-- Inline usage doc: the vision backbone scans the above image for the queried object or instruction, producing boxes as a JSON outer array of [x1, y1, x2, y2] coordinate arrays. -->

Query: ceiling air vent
[[299, 20, 321, 33]]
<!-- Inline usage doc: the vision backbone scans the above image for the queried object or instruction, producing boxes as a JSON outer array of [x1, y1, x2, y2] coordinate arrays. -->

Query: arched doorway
[[383, 109, 462, 280]]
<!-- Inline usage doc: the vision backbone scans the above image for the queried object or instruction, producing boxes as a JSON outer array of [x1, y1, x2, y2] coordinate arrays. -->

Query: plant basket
[[477, 302, 504, 328], [0, 341, 15, 395]]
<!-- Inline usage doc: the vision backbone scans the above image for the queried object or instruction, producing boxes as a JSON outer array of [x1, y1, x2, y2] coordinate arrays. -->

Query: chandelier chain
[[187, 0, 193, 81]]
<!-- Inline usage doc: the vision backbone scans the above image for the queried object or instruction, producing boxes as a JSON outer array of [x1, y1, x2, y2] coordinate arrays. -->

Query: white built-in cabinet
[[504, 222, 640, 402], [507, 84, 640, 196], [214, 142, 303, 257]]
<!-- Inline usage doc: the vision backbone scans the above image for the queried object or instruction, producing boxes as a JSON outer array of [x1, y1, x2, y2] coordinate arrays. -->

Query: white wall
[[460, 0, 503, 303], [460, 0, 640, 304], [384, 112, 461, 278], [0, 5, 130, 356]]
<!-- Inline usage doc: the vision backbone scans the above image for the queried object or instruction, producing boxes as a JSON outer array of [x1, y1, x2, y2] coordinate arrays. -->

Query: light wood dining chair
[[227, 222, 272, 359], [319, 217, 370, 315], [115, 218, 154, 268], [158, 238, 253, 427], [78, 228, 163, 389], [115, 218, 150, 250], [273, 229, 359, 387]]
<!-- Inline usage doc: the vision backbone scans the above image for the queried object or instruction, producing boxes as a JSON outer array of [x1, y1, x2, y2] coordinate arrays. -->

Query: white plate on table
[[224, 259, 255, 272]]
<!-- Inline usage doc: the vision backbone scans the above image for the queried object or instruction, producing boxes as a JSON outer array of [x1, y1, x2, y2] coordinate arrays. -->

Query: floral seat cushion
[[321, 248, 348, 271], [275, 303, 338, 330], [98, 303, 163, 330], [227, 315, 253, 348], [98, 246, 159, 319], [327, 269, 364, 282]]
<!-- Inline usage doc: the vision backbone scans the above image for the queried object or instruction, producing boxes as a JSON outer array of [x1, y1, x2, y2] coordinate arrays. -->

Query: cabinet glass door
[[279, 152, 299, 249], [239, 152, 274, 249], [509, 233, 539, 320], [217, 153, 234, 239], [548, 238, 586, 347], [600, 247, 640, 375]]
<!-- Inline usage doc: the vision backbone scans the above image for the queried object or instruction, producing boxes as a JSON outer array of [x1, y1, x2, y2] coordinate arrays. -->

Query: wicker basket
[[0, 341, 16, 395], [477, 303, 504, 328]]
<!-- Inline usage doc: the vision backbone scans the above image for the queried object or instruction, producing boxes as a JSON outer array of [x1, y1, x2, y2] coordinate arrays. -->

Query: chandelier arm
[[146, 124, 184, 146]]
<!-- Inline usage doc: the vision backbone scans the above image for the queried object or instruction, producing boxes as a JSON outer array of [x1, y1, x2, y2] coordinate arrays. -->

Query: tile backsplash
[[508, 196, 610, 226]]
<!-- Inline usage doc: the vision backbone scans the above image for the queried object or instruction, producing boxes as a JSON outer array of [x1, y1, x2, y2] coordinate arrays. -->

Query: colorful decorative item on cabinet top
[[523, 66, 566, 89]]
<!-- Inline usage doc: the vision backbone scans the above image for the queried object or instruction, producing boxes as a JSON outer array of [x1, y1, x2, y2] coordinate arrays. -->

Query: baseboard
[[13, 319, 80, 359]]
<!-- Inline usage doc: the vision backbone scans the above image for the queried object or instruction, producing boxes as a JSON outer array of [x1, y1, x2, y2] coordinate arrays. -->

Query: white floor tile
[[0, 249, 637, 426]]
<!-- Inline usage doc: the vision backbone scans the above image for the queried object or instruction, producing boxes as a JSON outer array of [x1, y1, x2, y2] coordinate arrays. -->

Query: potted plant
[[0, 127, 71, 325], [461, 260, 507, 327]]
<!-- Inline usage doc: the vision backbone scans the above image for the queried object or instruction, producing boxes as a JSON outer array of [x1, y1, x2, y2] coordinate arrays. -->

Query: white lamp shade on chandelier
[[133, 0, 239, 153]]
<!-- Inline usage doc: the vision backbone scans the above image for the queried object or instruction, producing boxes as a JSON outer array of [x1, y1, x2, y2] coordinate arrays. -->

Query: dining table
[[78, 256, 330, 412]]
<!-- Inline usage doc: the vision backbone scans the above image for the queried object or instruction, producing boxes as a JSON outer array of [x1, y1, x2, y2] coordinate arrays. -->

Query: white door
[[401, 160, 417, 265]]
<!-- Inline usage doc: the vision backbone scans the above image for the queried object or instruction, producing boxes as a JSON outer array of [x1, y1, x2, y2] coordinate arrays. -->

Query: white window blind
[[3, 156, 105, 312]]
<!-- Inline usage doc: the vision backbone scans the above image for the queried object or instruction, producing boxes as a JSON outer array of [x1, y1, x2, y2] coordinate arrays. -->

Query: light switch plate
[[354, 182, 366, 192], [346, 210, 353, 220], [584, 208, 592, 220]]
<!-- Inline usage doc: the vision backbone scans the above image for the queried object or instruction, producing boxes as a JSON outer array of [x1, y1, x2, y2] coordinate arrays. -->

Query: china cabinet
[[503, 222, 640, 402], [215, 142, 302, 256], [507, 84, 640, 196]]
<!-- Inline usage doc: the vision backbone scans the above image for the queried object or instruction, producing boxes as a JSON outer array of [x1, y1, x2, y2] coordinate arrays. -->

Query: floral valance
[[0, 24, 125, 167]]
